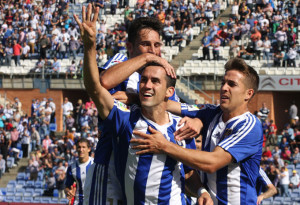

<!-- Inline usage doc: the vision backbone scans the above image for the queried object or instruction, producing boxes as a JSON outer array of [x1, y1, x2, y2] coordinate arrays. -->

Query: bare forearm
[[161, 141, 231, 173], [100, 53, 151, 89], [185, 170, 203, 197], [260, 184, 277, 200], [166, 100, 182, 115]]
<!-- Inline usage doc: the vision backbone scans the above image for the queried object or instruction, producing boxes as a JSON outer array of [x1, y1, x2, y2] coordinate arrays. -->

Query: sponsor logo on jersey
[[116, 101, 130, 112]]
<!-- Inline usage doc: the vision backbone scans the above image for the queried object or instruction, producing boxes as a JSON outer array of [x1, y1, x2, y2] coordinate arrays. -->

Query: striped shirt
[[181, 104, 263, 205], [66, 157, 94, 205], [100, 101, 196, 204]]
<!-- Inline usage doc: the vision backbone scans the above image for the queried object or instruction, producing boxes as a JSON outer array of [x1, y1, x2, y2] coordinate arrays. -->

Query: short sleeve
[[99, 100, 131, 138], [218, 114, 263, 163], [65, 166, 74, 187]]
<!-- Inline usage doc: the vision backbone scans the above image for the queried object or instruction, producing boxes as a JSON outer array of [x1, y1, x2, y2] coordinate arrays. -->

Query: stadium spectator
[[289, 170, 300, 190], [4, 42, 13, 66], [163, 22, 174, 46], [69, 35, 80, 59], [211, 35, 221, 60], [39, 34, 50, 59], [21, 42, 30, 60], [66, 60, 76, 79], [292, 147, 300, 165], [51, 56, 61, 77], [228, 36, 238, 58], [268, 120, 277, 145], [12, 39, 22, 66], [0, 154, 5, 178], [201, 31, 211, 60], [279, 166, 291, 197], [287, 44, 297, 67]]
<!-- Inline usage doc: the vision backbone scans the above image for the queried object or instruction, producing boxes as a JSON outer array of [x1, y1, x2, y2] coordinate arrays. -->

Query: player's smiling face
[[139, 66, 169, 108], [220, 70, 249, 115], [127, 28, 162, 58]]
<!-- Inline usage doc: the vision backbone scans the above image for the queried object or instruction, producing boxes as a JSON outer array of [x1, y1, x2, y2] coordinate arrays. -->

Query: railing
[[178, 76, 215, 103]]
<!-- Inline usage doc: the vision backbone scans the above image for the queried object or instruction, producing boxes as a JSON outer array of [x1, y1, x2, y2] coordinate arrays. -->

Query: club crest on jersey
[[220, 128, 232, 142], [116, 101, 130, 112], [187, 104, 200, 111]]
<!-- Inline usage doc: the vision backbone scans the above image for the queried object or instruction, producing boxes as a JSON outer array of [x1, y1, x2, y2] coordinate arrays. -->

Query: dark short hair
[[142, 62, 176, 88], [128, 17, 163, 44], [224, 58, 259, 99], [76, 138, 90, 148]]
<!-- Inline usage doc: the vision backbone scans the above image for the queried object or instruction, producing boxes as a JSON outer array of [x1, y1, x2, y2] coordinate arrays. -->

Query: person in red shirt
[[268, 119, 277, 145], [262, 146, 272, 159], [13, 40, 22, 66]]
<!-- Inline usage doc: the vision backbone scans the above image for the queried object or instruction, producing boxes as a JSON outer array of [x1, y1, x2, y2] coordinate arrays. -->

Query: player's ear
[[245, 89, 254, 101], [166, 86, 175, 98]]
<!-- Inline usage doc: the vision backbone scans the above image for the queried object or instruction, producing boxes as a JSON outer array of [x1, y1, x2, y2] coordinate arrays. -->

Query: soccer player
[[131, 58, 263, 204], [65, 138, 93, 205], [74, 4, 202, 205], [256, 167, 277, 205]]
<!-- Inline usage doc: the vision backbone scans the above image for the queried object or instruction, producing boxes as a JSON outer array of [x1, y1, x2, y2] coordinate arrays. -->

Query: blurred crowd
[[258, 101, 300, 197], [200, 0, 300, 65]]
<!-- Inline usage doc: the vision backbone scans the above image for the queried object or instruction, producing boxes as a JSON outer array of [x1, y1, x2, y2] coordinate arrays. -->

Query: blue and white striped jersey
[[181, 104, 263, 205], [65, 157, 94, 205], [256, 167, 272, 196], [100, 100, 196, 205]]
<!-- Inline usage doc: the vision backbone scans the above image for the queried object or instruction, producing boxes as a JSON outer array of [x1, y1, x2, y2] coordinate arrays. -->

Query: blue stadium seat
[[25, 180, 35, 188], [53, 189, 59, 197], [34, 181, 44, 189], [16, 172, 26, 181], [0, 188, 7, 195], [4, 196, 14, 202], [6, 157, 14, 168], [287, 164, 295, 170], [59, 198, 69, 204], [13, 196, 22, 202], [51, 197, 59, 203], [18, 150, 23, 158], [6, 191, 15, 196], [7, 180, 16, 189], [33, 196, 41, 203], [33, 188, 44, 197], [16, 180, 26, 189], [41, 197, 52, 203], [23, 196, 34, 203], [38, 172, 44, 181], [291, 192, 299, 198], [0, 195, 4, 202]]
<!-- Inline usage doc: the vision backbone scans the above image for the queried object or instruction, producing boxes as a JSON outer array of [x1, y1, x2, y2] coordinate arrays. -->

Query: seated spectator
[[292, 147, 300, 165], [51, 57, 61, 78], [66, 60, 76, 79], [27, 159, 38, 181], [273, 49, 284, 67], [183, 25, 193, 45], [281, 146, 291, 162], [287, 44, 297, 67], [163, 22, 174, 46], [289, 170, 300, 190], [211, 35, 221, 60], [44, 172, 56, 196], [263, 146, 272, 159], [173, 30, 184, 51], [229, 36, 239, 58]]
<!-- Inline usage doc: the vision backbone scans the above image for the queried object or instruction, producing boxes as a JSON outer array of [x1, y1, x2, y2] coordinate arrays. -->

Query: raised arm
[[74, 4, 113, 120]]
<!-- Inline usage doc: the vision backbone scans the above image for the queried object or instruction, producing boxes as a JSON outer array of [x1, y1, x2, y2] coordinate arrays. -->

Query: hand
[[198, 192, 214, 205], [146, 54, 176, 79], [131, 126, 168, 155], [112, 91, 139, 105], [174, 117, 203, 141], [257, 195, 264, 205], [73, 3, 99, 48], [66, 185, 76, 201]]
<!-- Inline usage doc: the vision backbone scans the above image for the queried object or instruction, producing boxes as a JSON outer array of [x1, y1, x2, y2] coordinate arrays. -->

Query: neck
[[79, 156, 89, 164], [222, 106, 249, 122], [141, 105, 169, 125]]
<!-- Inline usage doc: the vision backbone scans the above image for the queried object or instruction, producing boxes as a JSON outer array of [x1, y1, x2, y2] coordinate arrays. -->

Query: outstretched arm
[[257, 184, 277, 205], [74, 4, 113, 120]]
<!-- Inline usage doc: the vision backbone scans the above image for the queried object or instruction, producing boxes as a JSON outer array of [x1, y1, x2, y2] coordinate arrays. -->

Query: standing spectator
[[0, 44, 4, 65], [250, 28, 261, 49], [5, 42, 13, 66], [287, 101, 298, 124], [0, 128, 10, 173], [212, 0, 221, 18], [39, 34, 50, 59], [21, 42, 30, 60], [163, 22, 174, 46], [21, 127, 30, 158], [27, 27, 36, 54], [69, 36, 80, 59], [211, 35, 221, 60], [259, 103, 270, 122], [273, 49, 284, 67], [31, 126, 40, 151], [173, 30, 184, 51], [279, 166, 291, 197], [57, 37, 68, 59], [289, 170, 300, 190], [274, 27, 287, 51], [292, 147, 300, 165], [201, 31, 211, 60], [268, 120, 277, 145], [111, 0, 118, 15], [0, 154, 5, 178], [62, 97, 74, 130], [42, 135, 52, 152], [56, 172, 66, 198], [12, 39, 22, 66], [287, 44, 297, 67], [262, 36, 271, 63], [228, 36, 238, 58]]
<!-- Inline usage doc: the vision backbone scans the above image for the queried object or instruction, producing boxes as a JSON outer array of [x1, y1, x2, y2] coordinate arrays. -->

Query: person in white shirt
[[287, 44, 298, 67], [263, 36, 271, 62], [26, 27, 36, 53], [279, 166, 291, 197], [62, 97, 74, 130], [22, 42, 30, 60]]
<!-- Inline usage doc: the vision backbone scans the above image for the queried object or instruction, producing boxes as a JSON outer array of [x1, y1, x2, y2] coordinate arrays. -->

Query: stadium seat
[[33, 196, 41, 203], [25, 180, 35, 188], [51, 197, 59, 203], [6, 157, 15, 168], [287, 164, 295, 170], [53, 189, 59, 197], [6, 191, 15, 196], [7, 180, 16, 189], [34, 188, 44, 197], [23, 196, 34, 203], [34, 181, 44, 189], [16, 172, 26, 181], [41, 197, 52, 203], [4, 196, 13, 202], [59, 198, 69, 204], [16, 180, 26, 189], [13, 196, 22, 202]]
